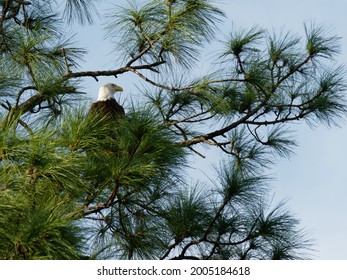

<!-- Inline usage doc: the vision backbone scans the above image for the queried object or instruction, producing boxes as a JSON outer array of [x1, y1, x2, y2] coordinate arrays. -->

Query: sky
[[70, 0, 347, 259]]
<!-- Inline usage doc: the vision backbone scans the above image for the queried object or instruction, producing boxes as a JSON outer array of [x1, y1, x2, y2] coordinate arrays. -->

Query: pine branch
[[175, 95, 270, 147], [63, 61, 166, 80]]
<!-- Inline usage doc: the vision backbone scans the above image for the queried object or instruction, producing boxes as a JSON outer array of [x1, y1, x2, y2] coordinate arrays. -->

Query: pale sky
[[72, 0, 347, 259]]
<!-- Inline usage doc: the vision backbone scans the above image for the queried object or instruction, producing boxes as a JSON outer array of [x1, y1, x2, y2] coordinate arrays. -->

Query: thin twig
[[62, 48, 71, 75], [15, 86, 36, 108], [18, 119, 33, 135]]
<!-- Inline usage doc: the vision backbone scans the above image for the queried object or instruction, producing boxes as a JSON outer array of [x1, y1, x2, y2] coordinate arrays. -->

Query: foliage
[[0, 0, 345, 259]]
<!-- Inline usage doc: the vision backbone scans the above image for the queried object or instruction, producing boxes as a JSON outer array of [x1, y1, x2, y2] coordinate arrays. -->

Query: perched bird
[[89, 83, 125, 120]]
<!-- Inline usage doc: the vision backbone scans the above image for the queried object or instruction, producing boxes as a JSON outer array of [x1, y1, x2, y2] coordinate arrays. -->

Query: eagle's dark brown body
[[89, 98, 125, 120]]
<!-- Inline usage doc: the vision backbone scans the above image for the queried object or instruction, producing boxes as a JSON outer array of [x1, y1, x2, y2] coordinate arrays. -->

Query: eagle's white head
[[97, 83, 123, 101]]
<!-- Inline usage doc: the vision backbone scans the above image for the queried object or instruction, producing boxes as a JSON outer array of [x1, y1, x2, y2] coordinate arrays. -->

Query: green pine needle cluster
[[107, 0, 224, 67]]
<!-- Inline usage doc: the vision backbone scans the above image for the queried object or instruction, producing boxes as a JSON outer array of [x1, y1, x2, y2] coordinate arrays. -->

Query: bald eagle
[[89, 83, 125, 120]]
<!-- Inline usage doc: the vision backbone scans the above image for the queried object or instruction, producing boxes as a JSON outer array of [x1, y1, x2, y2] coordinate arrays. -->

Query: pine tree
[[0, 0, 345, 259]]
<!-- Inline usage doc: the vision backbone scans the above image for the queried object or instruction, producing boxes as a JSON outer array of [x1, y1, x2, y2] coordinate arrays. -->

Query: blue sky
[[71, 0, 347, 259]]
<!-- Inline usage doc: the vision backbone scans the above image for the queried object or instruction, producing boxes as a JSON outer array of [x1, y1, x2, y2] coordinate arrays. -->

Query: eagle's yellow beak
[[112, 84, 123, 92]]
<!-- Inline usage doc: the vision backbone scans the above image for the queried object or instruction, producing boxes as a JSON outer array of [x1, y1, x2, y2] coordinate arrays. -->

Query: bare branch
[[63, 61, 166, 80], [15, 86, 37, 108]]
